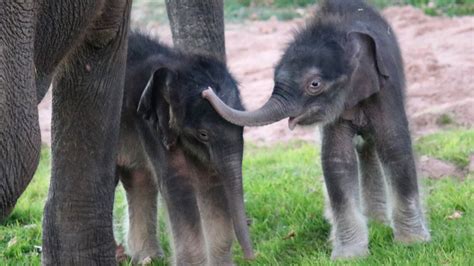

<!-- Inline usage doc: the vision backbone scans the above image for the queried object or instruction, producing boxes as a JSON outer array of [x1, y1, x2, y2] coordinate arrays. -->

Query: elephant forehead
[[279, 43, 348, 81], [300, 67, 322, 82]]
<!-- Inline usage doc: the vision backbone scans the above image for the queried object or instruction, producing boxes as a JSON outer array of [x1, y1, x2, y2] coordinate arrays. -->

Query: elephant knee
[[85, 0, 131, 49]]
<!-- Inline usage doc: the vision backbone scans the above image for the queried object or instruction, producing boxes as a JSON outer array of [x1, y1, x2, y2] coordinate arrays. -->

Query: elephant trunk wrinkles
[[0, 0, 41, 221], [221, 154, 254, 260], [202, 87, 294, 127]]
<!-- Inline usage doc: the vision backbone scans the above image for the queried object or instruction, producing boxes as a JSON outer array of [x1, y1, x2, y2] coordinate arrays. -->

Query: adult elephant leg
[[42, 0, 132, 264], [0, 1, 41, 221], [321, 121, 368, 259], [196, 177, 234, 265]]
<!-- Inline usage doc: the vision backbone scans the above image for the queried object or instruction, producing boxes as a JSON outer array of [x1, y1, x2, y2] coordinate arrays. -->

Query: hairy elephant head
[[135, 52, 254, 259], [202, 21, 390, 130]]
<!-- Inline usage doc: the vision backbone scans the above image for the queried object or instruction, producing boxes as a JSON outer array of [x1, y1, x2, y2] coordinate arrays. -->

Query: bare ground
[[38, 6, 474, 146]]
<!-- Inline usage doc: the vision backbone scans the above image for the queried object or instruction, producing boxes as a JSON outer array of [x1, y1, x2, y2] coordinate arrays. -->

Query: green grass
[[0, 148, 50, 265], [1, 130, 473, 264], [131, 0, 473, 25], [224, 0, 313, 21], [372, 0, 474, 15], [415, 129, 474, 168]]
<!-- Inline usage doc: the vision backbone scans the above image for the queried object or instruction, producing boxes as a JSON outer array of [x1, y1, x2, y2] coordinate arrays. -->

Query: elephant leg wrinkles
[[42, 0, 132, 264], [0, 0, 41, 222], [322, 121, 369, 259], [356, 136, 389, 224]]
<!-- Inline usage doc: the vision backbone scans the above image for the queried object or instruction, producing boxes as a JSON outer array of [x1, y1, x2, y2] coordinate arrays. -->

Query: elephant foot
[[392, 200, 431, 244], [331, 241, 369, 260], [138, 256, 153, 265], [329, 215, 369, 260], [126, 238, 164, 264], [394, 224, 431, 244], [130, 248, 164, 265]]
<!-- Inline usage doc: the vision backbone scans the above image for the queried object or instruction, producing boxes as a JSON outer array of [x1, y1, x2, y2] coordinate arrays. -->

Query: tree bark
[[165, 0, 226, 63]]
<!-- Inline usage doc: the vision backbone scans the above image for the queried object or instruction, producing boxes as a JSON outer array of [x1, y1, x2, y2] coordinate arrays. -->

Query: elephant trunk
[[202, 87, 294, 127], [221, 156, 254, 260]]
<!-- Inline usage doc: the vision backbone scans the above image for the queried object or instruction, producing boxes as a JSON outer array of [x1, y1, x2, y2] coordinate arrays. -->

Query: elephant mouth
[[288, 116, 303, 130], [288, 108, 322, 130]]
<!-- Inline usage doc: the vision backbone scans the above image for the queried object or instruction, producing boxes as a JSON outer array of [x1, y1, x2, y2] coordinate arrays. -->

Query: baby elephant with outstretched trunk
[[203, 0, 430, 259], [116, 32, 253, 264]]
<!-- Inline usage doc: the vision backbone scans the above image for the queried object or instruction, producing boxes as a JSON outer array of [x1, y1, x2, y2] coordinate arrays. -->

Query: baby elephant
[[116, 32, 253, 264], [203, 0, 430, 259]]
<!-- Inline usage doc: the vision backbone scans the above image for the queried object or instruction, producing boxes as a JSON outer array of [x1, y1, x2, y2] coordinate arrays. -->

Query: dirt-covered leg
[[356, 136, 389, 223], [196, 178, 234, 265], [322, 121, 368, 259], [119, 167, 163, 263]]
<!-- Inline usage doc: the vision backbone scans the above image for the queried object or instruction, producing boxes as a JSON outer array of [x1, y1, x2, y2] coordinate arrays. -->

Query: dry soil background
[[38, 6, 474, 145]]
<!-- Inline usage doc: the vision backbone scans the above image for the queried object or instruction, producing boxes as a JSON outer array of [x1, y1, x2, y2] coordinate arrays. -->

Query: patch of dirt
[[384, 7, 474, 136], [38, 6, 474, 145], [418, 155, 465, 179]]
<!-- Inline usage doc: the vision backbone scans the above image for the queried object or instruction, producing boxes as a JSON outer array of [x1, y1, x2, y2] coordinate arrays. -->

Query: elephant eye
[[306, 78, 324, 95], [311, 81, 320, 87], [197, 129, 209, 141]]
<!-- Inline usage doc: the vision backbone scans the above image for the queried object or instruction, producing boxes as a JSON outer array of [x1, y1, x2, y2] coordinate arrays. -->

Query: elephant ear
[[344, 23, 390, 109], [137, 68, 178, 150]]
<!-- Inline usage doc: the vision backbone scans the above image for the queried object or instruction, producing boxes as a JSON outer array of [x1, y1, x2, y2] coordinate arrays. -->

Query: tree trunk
[[165, 0, 226, 63]]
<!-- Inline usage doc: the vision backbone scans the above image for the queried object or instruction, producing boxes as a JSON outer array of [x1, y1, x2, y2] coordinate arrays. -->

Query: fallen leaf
[[446, 210, 463, 220], [283, 230, 296, 240], [7, 237, 17, 248]]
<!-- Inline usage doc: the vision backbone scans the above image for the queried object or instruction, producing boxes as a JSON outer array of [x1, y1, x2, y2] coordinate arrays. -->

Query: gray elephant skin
[[116, 32, 253, 264], [203, 0, 431, 259], [1, 0, 132, 264], [0, 0, 230, 264]]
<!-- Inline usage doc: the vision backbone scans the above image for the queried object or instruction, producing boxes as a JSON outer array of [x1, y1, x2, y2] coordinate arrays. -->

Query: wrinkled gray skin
[[0, 0, 231, 264], [116, 32, 253, 264], [0, 1, 132, 264], [203, 0, 430, 259]]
